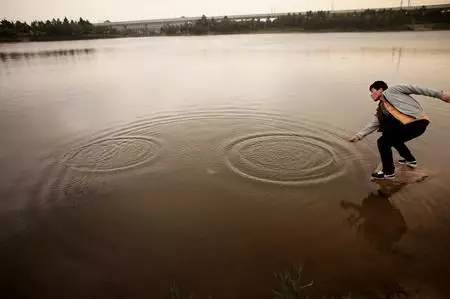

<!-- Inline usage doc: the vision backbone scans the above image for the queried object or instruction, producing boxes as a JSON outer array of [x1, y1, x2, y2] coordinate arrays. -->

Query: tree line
[[1, 6, 449, 41], [161, 6, 450, 35], [0, 17, 117, 41]]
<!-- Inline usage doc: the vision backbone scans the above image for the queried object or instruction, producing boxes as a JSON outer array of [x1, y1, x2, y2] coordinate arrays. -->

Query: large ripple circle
[[65, 136, 162, 172], [224, 133, 346, 185]]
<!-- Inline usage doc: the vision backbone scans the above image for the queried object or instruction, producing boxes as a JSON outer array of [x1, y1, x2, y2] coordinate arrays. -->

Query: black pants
[[377, 119, 429, 174]]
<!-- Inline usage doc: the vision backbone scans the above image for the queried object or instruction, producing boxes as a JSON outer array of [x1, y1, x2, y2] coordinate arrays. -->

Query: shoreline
[[1, 27, 449, 43]]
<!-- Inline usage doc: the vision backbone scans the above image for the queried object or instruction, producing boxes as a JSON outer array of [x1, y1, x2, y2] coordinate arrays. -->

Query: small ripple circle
[[224, 133, 345, 185], [65, 136, 162, 173]]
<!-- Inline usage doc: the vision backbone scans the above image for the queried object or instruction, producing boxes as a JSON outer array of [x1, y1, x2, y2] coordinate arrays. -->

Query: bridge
[[94, 4, 450, 34]]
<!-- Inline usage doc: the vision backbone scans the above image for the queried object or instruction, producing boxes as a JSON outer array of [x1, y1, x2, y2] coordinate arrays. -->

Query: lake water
[[1, 31, 450, 298]]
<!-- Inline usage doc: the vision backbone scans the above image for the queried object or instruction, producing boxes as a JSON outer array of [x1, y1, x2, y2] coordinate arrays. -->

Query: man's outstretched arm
[[349, 115, 379, 142], [388, 84, 449, 101]]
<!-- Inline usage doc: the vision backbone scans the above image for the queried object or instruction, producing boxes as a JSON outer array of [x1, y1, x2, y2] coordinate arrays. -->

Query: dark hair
[[369, 81, 388, 91]]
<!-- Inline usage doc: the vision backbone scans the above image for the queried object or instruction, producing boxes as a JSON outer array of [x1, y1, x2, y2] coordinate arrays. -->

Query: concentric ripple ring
[[224, 133, 347, 185], [65, 136, 162, 173]]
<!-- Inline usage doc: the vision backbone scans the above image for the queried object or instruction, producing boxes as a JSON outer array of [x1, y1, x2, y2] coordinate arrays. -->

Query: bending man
[[350, 81, 449, 179]]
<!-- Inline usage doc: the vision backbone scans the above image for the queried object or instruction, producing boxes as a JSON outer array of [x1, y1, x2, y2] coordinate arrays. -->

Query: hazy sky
[[2, 0, 449, 23]]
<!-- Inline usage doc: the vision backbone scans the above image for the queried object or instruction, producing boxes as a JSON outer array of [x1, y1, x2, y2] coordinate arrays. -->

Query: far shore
[[2, 5, 449, 44], [2, 26, 449, 44]]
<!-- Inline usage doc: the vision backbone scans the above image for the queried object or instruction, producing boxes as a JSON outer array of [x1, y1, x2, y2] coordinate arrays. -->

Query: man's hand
[[441, 92, 450, 103], [349, 135, 360, 142]]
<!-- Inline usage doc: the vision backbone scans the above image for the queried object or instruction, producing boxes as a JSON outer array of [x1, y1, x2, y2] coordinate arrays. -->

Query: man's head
[[369, 81, 388, 101]]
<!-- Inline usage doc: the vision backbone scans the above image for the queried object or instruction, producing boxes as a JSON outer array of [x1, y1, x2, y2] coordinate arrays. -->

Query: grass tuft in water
[[272, 265, 314, 299], [168, 282, 194, 299]]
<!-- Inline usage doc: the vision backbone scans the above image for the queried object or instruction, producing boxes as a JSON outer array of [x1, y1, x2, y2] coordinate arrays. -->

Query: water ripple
[[27, 107, 373, 208], [224, 133, 347, 185]]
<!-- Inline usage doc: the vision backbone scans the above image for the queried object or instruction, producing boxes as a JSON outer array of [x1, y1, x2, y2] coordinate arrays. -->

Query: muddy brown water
[[1, 31, 450, 298]]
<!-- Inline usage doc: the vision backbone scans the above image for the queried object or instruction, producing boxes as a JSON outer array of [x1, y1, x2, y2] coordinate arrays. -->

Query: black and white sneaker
[[398, 159, 417, 168], [371, 171, 395, 180]]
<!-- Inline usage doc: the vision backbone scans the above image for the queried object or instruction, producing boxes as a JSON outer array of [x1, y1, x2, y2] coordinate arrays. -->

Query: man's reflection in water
[[341, 181, 408, 252]]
